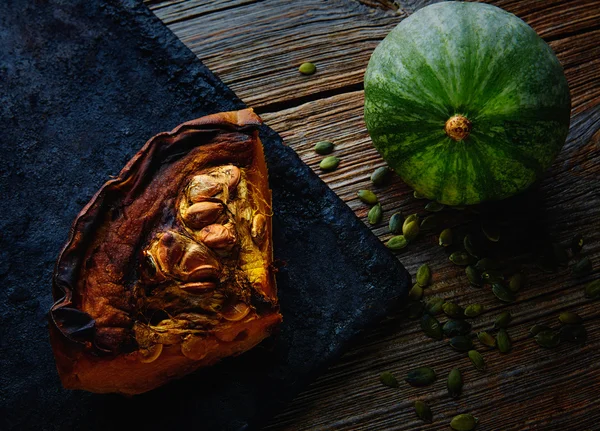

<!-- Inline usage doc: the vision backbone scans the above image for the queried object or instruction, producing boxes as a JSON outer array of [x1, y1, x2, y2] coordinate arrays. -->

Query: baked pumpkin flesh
[[49, 109, 281, 394]]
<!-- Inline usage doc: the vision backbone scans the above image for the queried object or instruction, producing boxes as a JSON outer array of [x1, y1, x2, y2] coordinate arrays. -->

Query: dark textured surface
[[0, 0, 410, 430]]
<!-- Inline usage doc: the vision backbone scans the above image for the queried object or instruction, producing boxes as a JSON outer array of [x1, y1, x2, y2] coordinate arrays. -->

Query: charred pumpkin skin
[[49, 109, 281, 395], [364, 2, 571, 205]]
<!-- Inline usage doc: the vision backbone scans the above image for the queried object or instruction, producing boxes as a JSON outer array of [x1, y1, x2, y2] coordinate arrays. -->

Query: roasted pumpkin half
[[49, 109, 281, 395]]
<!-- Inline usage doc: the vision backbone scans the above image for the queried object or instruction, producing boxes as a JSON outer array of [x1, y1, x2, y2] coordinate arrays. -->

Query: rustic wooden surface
[[146, 0, 600, 429]]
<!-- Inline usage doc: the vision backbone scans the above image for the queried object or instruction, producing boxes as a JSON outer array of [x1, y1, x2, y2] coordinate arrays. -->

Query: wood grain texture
[[146, 0, 600, 429]]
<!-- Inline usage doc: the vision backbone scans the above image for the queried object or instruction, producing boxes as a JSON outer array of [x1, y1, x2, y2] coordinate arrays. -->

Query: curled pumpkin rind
[[49, 108, 281, 395]]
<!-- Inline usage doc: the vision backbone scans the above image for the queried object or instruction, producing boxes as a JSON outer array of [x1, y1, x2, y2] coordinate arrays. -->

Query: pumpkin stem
[[445, 115, 472, 141]]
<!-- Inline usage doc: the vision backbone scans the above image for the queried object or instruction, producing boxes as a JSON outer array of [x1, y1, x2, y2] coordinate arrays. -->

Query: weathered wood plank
[[145, 0, 600, 429]]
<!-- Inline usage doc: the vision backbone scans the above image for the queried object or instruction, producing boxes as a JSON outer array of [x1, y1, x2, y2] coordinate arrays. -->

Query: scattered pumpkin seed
[[535, 330, 560, 348], [388, 213, 404, 235], [464, 234, 482, 258], [508, 273, 526, 292], [425, 201, 445, 212], [559, 324, 587, 345], [420, 214, 438, 231], [494, 311, 512, 329], [571, 233, 584, 255], [559, 311, 583, 325], [468, 349, 486, 371], [403, 214, 419, 232], [403, 220, 420, 242], [482, 270, 504, 284], [357, 189, 378, 205], [319, 156, 339, 171], [475, 258, 500, 272], [443, 302, 465, 319], [425, 297, 444, 315], [414, 400, 433, 423], [552, 243, 569, 266], [386, 235, 408, 251], [416, 264, 432, 287], [413, 190, 426, 199], [584, 279, 600, 299], [407, 301, 424, 319], [492, 283, 516, 303], [449, 251, 474, 266], [443, 319, 472, 337], [477, 331, 496, 348], [405, 367, 437, 387], [450, 413, 478, 431], [421, 313, 443, 340], [313, 141, 334, 155], [447, 368, 463, 398], [368, 203, 383, 225], [496, 329, 511, 353], [439, 228, 453, 247], [572, 257, 592, 278], [449, 335, 474, 352], [482, 223, 500, 242], [464, 304, 485, 318], [379, 371, 399, 388], [466, 266, 483, 287], [529, 324, 551, 337], [409, 284, 424, 301], [370, 166, 391, 186], [298, 61, 316, 75]]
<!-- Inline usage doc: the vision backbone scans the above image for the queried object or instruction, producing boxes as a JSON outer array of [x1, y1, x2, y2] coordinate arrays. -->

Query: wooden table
[[145, 1, 599, 429]]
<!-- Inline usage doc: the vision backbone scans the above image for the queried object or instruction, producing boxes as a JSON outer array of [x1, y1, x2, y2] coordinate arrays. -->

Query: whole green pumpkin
[[364, 1, 570, 206]]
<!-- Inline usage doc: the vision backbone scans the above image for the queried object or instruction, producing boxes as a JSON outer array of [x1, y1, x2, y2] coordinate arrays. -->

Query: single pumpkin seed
[[416, 264, 432, 287], [496, 329, 511, 353], [425, 297, 444, 315], [494, 311, 512, 329], [464, 234, 482, 259], [443, 302, 465, 319], [313, 141, 334, 155], [482, 223, 500, 242], [447, 368, 463, 398], [425, 201, 444, 212], [403, 214, 419, 232], [529, 324, 552, 337], [379, 371, 399, 388], [421, 313, 443, 340], [508, 273, 526, 292], [319, 156, 339, 170], [584, 279, 600, 299], [572, 257, 592, 277], [468, 349, 486, 371], [408, 284, 424, 301], [298, 61, 316, 75], [559, 311, 583, 325], [357, 189, 378, 205], [571, 233, 584, 255], [466, 266, 483, 287], [449, 335, 474, 352], [552, 242, 570, 266], [413, 190, 426, 199], [439, 228, 453, 247], [449, 251, 474, 266], [414, 400, 433, 423], [405, 367, 437, 387], [450, 414, 478, 431], [403, 220, 420, 242], [482, 270, 504, 284], [464, 304, 485, 318], [386, 235, 408, 251], [420, 214, 438, 231], [475, 258, 500, 272], [443, 319, 472, 337], [407, 301, 424, 319], [370, 166, 390, 186], [368, 203, 383, 225], [492, 283, 516, 303], [388, 213, 404, 235], [535, 330, 561, 348], [477, 331, 496, 348], [559, 324, 587, 345]]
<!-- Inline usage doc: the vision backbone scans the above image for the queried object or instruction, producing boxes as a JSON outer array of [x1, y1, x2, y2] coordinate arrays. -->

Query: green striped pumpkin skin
[[364, 1, 571, 206]]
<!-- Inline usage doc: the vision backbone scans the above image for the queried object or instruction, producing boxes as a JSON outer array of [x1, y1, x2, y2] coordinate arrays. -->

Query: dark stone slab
[[0, 0, 410, 429]]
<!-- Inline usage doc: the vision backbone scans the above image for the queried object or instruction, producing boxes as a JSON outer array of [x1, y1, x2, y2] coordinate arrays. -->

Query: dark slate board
[[0, 0, 410, 429]]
